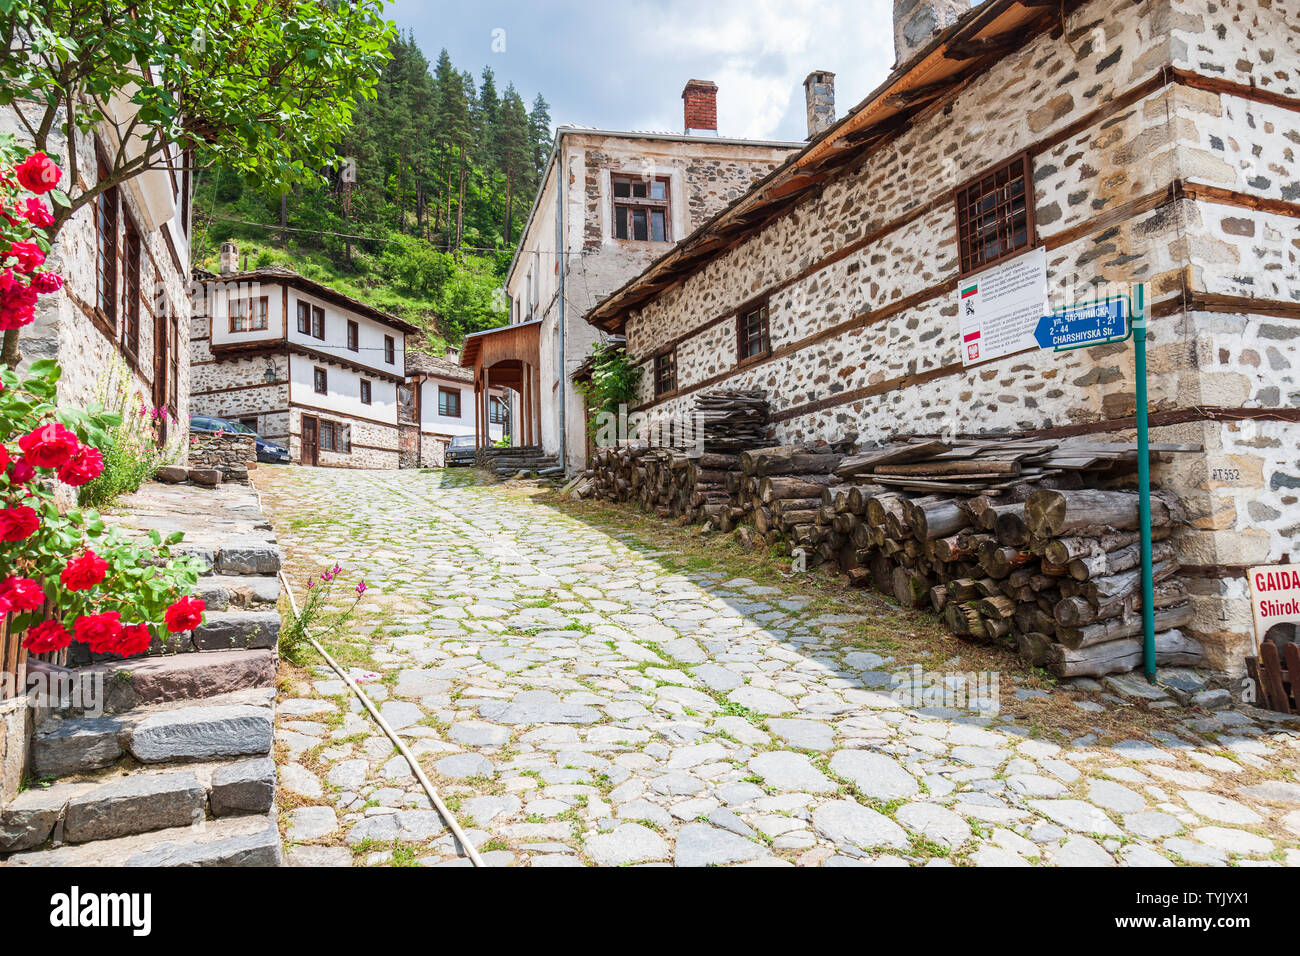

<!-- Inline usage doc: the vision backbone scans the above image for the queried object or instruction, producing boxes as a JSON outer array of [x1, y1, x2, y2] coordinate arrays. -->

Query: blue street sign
[[1034, 296, 1129, 351]]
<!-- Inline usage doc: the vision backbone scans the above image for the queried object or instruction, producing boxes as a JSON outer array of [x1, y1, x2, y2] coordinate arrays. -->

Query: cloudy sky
[[390, 0, 898, 142]]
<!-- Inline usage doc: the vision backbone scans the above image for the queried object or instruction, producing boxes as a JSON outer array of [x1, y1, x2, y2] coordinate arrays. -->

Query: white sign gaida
[[958, 246, 1048, 366], [1248, 564, 1300, 652]]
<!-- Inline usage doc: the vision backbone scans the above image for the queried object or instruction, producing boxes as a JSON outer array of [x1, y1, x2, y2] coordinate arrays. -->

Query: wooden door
[[152, 311, 168, 443], [301, 415, 318, 466]]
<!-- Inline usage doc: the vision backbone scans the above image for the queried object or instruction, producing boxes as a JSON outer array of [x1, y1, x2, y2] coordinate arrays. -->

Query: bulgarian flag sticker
[[960, 283, 978, 299]]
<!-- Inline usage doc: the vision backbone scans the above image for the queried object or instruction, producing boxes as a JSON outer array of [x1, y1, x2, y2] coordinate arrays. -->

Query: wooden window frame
[[611, 173, 671, 242], [346, 319, 359, 352], [230, 295, 269, 334], [313, 366, 327, 395], [121, 214, 141, 363], [93, 152, 118, 331], [320, 420, 350, 454], [360, 378, 372, 405], [438, 386, 461, 418], [384, 334, 395, 364], [653, 350, 677, 397], [954, 152, 1036, 278], [296, 300, 311, 335], [310, 305, 325, 340], [736, 297, 771, 367], [489, 395, 507, 424]]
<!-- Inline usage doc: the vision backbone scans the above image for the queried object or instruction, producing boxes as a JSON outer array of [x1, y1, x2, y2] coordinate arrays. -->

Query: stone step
[[188, 609, 280, 652], [174, 539, 281, 577], [3, 811, 281, 866], [0, 757, 276, 852], [195, 574, 280, 611], [32, 699, 274, 779], [28, 649, 276, 715]]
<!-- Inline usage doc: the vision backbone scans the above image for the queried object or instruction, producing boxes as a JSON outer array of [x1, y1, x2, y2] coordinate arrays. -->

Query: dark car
[[444, 435, 477, 467], [190, 415, 292, 464]]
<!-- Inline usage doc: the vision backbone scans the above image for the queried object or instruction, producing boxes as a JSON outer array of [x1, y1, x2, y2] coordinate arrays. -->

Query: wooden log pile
[[821, 437, 1204, 678], [696, 389, 773, 452]]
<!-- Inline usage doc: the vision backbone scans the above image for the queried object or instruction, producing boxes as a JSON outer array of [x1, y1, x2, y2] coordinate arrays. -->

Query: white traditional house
[[462, 80, 805, 473], [402, 349, 505, 466], [191, 245, 420, 468]]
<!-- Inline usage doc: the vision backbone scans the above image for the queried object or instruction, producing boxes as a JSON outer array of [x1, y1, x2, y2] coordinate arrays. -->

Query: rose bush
[[1, 143, 207, 660]]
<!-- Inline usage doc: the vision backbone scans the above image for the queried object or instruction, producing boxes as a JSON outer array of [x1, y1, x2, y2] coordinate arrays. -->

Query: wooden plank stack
[[696, 389, 773, 452]]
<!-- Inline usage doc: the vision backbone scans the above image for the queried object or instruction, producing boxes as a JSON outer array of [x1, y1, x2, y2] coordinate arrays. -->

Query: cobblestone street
[[255, 467, 1300, 867]]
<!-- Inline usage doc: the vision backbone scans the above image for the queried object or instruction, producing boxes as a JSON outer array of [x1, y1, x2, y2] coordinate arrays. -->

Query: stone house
[[402, 349, 506, 467], [463, 81, 804, 473], [2, 111, 193, 433], [584, 0, 1300, 675], [191, 245, 420, 468]]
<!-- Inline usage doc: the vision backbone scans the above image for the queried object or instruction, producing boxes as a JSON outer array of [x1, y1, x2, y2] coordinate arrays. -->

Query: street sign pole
[[1132, 283, 1157, 683]]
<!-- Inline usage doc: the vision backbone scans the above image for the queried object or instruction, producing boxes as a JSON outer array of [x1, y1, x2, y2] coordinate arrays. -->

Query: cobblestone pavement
[[255, 466, 1300, 867]]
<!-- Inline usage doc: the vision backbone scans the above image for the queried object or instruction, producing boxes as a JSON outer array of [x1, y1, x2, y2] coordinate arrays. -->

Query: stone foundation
[[189, 433, 257, 483]]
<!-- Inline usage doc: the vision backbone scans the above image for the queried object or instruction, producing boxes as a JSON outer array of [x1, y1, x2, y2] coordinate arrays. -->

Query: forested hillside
[[192, 33, 552, 349]]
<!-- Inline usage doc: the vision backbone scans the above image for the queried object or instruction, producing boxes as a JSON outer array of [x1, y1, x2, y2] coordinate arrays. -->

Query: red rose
[[9, 456, 34, 484], [56, 445, 103, 486], [6, 241, 44, 273], [0, 445, 8, 473], [0, 505, 38, 541], [116, 623, 152, 657], [29, 271, 63, 294], [14, 153, 61, 195], [1, 576, 45, 611], [18, 422, 79, 468], [22, 620, 72, 654], [20, 198, 53, 228], [60, 549, 108, 592], [164, 595, 205, 633], [73, 611, 123, 654], [0, 280, 37, 331]]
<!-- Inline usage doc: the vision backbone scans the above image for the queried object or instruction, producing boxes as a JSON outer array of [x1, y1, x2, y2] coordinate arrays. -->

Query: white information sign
[[958, 246, 1048, 366], [1248, 564, 1300, 651]]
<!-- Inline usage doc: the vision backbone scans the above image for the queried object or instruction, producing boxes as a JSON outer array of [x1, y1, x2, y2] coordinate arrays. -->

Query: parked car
[[190, 415, 292, 464], [444, 435, 477, 467]]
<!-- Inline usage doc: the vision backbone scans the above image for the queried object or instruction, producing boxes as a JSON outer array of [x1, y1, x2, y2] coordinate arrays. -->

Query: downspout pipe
[[555, 136, 566, 472]]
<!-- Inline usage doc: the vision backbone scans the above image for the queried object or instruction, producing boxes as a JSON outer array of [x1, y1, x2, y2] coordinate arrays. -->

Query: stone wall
[[287, 406, 399, 469], [420, 433, 448, 467], [189, 432, 257, 483], [618, 0, 1300, 675]]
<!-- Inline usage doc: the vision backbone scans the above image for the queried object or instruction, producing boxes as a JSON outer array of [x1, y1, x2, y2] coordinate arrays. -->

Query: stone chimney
[[803, 71, 836, 139], [893, 0, 970, 69], [682, 79, 718, 135], [444, 345, 461, 364], [219, 240, 239, 276]]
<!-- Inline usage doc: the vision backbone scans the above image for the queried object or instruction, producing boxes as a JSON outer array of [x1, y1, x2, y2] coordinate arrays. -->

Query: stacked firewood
[[696, 389, 773, 452], [818, 439, 1202, 678], [575, 441, 747, 526], [732, 442, 851, 552]]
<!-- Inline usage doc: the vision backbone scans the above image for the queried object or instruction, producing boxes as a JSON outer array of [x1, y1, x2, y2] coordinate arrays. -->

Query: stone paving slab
[[256, 467, 1300, 868]]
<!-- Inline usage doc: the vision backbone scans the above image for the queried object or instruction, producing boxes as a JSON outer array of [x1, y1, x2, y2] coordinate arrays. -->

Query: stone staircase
[[476, 445, 563, 477], [0, 481, 286, 866]]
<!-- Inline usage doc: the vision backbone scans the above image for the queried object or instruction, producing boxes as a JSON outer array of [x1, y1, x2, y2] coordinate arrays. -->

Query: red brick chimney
[[682, 79, 718, 135]]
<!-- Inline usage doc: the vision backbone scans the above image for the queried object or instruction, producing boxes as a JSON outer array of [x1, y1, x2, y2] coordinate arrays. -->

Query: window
[[384, 335, 395, 364], [313, 366, 327, 394], [296, 300, 311, 335], [654, 351, 676, 397], [489, 396, 507, 424], [94, 157, 118, 326], [230, 295, 269, 333], [737, 300, 770, 363], [360, 379, 371, 405], [347, 320, 359, 351], [438, 386, 461, 418], [955, 153, 1035, 276], [319, 420, 351, 453], [122, 216, 141, 359], [167, 316, 179, 413], [311, 305, 325, 339], [612, 174, 670, 241], [239, 416, 258, 432]]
